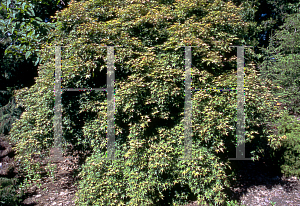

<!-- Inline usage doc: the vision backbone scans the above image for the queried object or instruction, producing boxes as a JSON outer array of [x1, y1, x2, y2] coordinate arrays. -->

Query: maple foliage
[[8, 0, 287, 205]]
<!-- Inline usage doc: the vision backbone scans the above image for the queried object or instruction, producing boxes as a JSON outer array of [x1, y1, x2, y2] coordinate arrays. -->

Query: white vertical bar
[[229, 46, 252, 161], [184, 46, 192, 160], [107, 46, 116, 160], [54, 46, 62, 149]]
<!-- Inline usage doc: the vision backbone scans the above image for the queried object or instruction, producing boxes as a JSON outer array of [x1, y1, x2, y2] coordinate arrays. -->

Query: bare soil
[[183, 160, 300, 206], [20, 147, 80, 206], [1, 134, 300, 206]]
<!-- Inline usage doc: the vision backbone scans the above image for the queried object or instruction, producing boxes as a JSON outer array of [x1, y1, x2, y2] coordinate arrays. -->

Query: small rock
[[290, 176, 298, 181], [59, 191, 67, 196], [35, 194, 42, 198]]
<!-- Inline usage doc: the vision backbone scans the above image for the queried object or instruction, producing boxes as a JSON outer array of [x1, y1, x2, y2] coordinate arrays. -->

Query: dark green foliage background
[[259, 12, 300, 115], [0, 177, 22, 206]]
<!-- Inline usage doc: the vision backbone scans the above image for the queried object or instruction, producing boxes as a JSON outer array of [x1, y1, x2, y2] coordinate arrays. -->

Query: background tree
[[257, 10, 300, 178], [259, 10, 300, 115], [225, 0, 300, 63], [0, 0, 71, 63], [0, 0, 71, 135], [247, 0, 300, 50]]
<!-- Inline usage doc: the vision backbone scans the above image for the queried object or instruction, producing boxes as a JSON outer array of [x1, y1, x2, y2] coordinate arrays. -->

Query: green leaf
[[21, 2, 26, 10], [4, 45, 14, 55], [10, 27, 14, 34], [27, 7, 35, 16], [0, 19, 5, 26], [0, 2, 7, 10], [25, 51, 31, 59], [20, 22, 25, 28], [35, 17, 43, 22], [34, 57, 39, 66]]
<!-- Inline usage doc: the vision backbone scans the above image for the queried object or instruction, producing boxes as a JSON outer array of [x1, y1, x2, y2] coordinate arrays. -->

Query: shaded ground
[[1, 133, 300, 206], [0, 135, 17, 178], [0, 134, 80, 206], [20, 147, 80, 206], [182, 160, 300, 206]]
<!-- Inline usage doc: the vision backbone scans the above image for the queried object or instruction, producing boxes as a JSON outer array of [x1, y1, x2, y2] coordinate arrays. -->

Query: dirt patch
[[0, 135, 17, 178], [0, 134, 81, 206], [20, 149, 80, 206], [1, 133, 300, 206], [182, 160, 300, 206]]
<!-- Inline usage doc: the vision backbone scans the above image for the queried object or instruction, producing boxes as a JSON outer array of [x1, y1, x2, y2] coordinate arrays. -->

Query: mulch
[[183, 160, 300, 206], [1, 133, 300, 206]]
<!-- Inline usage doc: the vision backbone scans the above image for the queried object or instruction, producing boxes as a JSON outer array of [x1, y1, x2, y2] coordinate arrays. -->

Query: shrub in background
[[271, 112, 300, 178], [0, 96, 24, 135], [0, 177, 22, 206], [257, 10, 300, 179], [259, 12, 300, 116]]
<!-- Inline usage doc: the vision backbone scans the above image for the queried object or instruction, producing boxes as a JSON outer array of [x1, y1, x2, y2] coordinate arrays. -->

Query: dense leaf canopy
[[259, 12, 300, 115], [8, 0, 290, 205]]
